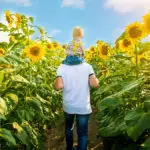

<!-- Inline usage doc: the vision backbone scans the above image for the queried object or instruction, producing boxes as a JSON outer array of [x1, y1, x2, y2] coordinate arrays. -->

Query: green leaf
[[26, 97, 42, 112], [6, 55, 24, 63], [127, 112, 150, 141], [0, 97, 7, 115], [5, 93, 18, 105], [96, 82, 119, 95], [0, 23, 8, 31], [17, 109, 35, 121], [36, 94, 50, 105], [21, 123, 38, 147], [0, 57, 9, 64], [142, 137, 150, 148], [97, 97, 122, 111], [29, 17, 34, 23], [124, 108, 145, 127], [11, 74, 29, 84], [97, 78, 144, 107], [0, 128, 16, 145], [99, 117, 126, 137], [29, 30, 35, 35], [0, 72, 4, 83], [15, 130, 31, 146], [144, 100, 150, 112]]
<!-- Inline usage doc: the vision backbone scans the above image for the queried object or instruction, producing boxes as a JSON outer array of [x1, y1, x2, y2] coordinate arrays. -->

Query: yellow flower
[[126, 22, 144, 44], [12, 122, 23, 133], [5, 10, 13, 28], [25, 44, 45, 62], [119, 38, 133, 52], [15, 13, 22, 28], [132, 53, 146, 64], [47, 42, 53, 50], [52, 41, 59, 49], [98, 43, 110, 60], [0, 48, 5, 56], [62, 44, 67, 49], [143, 12, 150, 34], [89, 46, 96, 53], [9, 36, 15, 43]]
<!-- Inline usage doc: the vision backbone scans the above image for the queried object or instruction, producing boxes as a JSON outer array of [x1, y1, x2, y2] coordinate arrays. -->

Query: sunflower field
[[0, 10, 150, 150]]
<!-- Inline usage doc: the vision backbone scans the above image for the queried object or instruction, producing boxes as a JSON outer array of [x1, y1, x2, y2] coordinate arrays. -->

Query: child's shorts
[[62, 55, 85, 65]]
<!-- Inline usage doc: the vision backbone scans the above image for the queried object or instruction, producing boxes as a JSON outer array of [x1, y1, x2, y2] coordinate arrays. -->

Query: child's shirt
[[66, 38, 85, 56]]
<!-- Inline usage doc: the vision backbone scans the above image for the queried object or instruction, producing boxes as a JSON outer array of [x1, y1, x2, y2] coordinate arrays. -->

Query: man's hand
[[54, 77, 64, 91], [89, 74, 99, 88]]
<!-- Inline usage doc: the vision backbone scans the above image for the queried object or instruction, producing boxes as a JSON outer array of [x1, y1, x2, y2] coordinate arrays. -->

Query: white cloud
[[105, 0, 150, 15], [61, 0, 85, 8], [0, 0, 31, 7], [50, 29, 61, 37], [0, 13, 9, 42]]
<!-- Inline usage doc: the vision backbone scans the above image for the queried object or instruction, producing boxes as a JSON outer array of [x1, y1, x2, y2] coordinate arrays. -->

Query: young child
[[62, 26, 85, 65]]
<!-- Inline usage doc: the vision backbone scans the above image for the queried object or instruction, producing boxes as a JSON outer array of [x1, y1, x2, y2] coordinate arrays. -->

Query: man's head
[[72, 26, 83, 39]]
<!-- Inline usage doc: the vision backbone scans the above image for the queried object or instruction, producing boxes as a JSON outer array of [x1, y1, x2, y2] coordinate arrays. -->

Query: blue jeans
[[64, 112, 90, 150]]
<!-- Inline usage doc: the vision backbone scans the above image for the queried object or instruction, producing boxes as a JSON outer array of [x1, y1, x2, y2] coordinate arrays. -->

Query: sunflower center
[[62, 45, 66, 49], [102, 45, 108, 55], [47, 44, 52, 49], [123, 39, 131, 47], [53, 43, 58, 48], [91, 47, 95, 52], [30, 46, 40, 56], [129, 26, 142, 38], [0, 50, 4, 55]]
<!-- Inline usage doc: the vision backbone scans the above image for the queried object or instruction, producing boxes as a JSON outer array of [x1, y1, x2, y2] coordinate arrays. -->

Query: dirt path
[[45, 110, 104, 150]]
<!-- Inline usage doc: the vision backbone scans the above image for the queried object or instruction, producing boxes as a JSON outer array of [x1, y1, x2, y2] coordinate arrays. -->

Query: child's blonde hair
[[72, 26, 83, 38]]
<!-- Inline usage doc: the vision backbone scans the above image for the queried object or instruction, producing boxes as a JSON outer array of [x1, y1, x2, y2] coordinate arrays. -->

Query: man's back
[[57, 62, 94, 114]]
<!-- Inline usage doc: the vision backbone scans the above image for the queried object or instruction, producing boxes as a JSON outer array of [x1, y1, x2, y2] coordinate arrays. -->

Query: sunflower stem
[[27, 19, 30, 45], [135, 44, 140, 102], [135, 44, 139, 79]]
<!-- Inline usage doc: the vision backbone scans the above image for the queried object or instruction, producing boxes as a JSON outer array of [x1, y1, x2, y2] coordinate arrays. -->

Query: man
[[54, 62, 99, 150]]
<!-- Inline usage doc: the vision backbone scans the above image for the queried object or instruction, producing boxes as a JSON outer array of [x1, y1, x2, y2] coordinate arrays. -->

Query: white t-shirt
[[57, 62, 94, 114]]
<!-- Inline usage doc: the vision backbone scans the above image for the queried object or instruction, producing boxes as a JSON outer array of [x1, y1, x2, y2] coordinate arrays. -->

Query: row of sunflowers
[[0, 9, 150, 149]]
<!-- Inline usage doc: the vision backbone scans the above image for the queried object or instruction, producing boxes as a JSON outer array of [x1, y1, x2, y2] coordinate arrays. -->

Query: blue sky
[[0, 0, 150, 48]]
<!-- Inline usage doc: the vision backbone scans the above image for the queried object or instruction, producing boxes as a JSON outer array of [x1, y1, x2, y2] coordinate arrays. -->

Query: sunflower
[[115, 41, 120, 49], [126, 22, 144, 44], [5, 10, 13, 28], [25, 44, 45, 62], [132, 53, 146, 64], [9, 36, 15, 43], [15, 13, 22, 28], [47, 42, 53, 50], [85, 51, 93, 61], [0, 48, 5, 56], [52, 41, 59, 49], [0, 64, 11, 69], [62, 44, 67, 49], [98, 43, 110, 60], [89, 46, 96, 53], [119, 38, 133, 52], [143, 12, 150, 34]]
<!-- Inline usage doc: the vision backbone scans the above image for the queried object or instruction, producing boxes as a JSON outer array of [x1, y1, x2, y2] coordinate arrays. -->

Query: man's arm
[[89, 74, 99, 88], [54, 77, 64, 91]]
